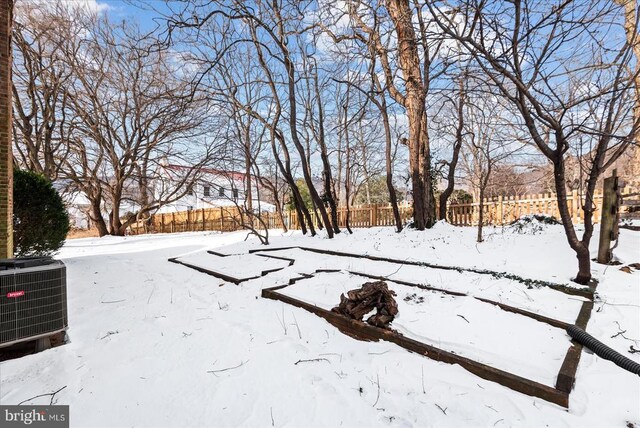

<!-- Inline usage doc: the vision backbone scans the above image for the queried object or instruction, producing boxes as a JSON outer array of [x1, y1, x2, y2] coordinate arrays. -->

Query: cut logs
[[331, 281, 399, 328]]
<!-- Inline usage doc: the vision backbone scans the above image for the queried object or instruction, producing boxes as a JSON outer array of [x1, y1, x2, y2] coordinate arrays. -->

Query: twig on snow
[[18, 386, 67, 405], [456, 314, 470, 323], [207, 360, 249, 376], [147, 285, 155, 304], [612, 321, 640, 345], [101, 299, 125, 304], [319, 353, 342, 362], [292, 313, 302, 339], [276, 308, 287, 335], [611, 329, 627, 338], [100, 330, 119, 340], [368, 350, 389, 355], [435, 404, 447, 415], [372, 373, 380, 407], [421, 366, 426, 394], [294, 358, 330, 365]]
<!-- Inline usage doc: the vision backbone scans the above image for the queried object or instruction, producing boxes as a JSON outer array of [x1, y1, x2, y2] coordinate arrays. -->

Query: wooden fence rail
[[127, 186, 638, 235]]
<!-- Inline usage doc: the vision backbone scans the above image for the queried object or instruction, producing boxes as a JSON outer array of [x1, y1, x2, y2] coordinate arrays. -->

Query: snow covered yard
[[0, 223, 639, 427]]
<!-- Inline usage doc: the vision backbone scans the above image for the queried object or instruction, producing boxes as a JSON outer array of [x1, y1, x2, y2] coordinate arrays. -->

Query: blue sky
[[97, 0, 172, 32]]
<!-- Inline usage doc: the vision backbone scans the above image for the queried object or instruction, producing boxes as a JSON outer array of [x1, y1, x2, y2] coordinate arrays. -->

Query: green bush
[[13, 169, 70, 257]]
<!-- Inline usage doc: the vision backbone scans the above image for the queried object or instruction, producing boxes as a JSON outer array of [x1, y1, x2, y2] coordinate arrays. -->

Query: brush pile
[[332, 280, 398, 328]]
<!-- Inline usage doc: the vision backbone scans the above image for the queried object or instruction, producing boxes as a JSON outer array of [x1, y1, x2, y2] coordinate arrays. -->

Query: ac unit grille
[[0, 261, 68, 347]]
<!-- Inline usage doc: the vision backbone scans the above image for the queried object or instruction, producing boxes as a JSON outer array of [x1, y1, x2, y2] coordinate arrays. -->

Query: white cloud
[[15, 0, 109, 18]]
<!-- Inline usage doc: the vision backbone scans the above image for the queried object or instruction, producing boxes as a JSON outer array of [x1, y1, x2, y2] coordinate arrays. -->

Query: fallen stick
[[18, 386, 67, 405], [207, 360, 249, 376], [294, 358, 330, 365]]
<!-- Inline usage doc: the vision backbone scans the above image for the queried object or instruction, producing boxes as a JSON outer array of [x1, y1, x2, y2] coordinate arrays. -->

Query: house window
[[204, 186, 210, 197], [219, 187, 225, 197], [233, 188, 239, 199]]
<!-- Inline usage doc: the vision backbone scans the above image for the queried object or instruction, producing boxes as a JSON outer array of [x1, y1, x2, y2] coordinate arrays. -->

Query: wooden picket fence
[[127, 187, 638, 235], [447, 187, 638, 227], [128, 206, 286, 235]]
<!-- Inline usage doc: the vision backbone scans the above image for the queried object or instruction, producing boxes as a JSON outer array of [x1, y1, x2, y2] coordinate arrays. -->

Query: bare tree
[[61, 15, 219, 236], [434, 72, 467, 221], [428, 0, 638, 283], [12, 3, 77, 180], [459, 91, 523, 242], [329, 0, 449, 230]]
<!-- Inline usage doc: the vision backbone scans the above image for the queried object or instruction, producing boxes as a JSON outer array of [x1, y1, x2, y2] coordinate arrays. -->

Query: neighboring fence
[[446, 187, 638, 227], [127, 187, 638, 235], [129, 206, 286, 235]]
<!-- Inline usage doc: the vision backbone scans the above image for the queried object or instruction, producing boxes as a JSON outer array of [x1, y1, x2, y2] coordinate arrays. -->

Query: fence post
[[498, 196, 504, 225], [161, 213, 165, 233], [202, 208, 206, 231], [371, 204, 378, 227], [597, 171, 619, 264], [220, 207, 224, 231]]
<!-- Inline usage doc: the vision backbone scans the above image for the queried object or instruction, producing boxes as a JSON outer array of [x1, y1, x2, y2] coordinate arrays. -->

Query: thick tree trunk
[[386, 0, 435, 230], [410, 113, 436, 229], [89, 197, 108, 237]]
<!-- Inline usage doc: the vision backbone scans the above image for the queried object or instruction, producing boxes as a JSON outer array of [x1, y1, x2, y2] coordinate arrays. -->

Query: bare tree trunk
[[379, 90, 402, 232], [313, 65, 340, 234], [271, 130, 314, 235], [552, 158, 591, 284], [244, 124, 253, 215], [343, 101, 353, 234], [439, 77, 465, 221], [477, 186, 485, 243], [271, 8, 334, 238], [89, 197, 108, 237], [386, 0, 435, 230]]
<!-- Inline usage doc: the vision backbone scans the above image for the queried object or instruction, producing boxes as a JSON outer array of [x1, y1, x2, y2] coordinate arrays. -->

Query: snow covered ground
[[1, 222, 639, 427]]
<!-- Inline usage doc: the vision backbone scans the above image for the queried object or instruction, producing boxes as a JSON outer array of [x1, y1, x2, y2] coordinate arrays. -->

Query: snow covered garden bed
[[0, 224, 638, 427], [277, 271, 570, 386]]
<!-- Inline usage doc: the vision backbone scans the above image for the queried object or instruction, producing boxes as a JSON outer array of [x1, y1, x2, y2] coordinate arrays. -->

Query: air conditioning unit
[[0, 258, 68, 348]]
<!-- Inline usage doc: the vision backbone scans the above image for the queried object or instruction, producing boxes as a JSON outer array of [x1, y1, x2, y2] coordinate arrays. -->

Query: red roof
[[163, 164, 245, 181]]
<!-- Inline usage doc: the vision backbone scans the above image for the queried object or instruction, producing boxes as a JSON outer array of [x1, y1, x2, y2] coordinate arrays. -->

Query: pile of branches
[[331, 281, 398, 328]]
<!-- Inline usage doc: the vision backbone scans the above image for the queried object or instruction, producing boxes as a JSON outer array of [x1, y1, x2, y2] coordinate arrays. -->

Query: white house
[[153, 164, 275, 213]]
